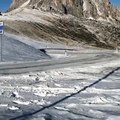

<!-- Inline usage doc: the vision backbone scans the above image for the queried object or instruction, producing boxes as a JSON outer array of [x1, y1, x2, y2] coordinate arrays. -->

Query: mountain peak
[[8, 0, 119, 21]]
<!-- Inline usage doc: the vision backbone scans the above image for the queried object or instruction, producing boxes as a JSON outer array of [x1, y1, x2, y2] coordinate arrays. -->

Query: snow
[[54, 106, 69, 111], [0, 1, 119, 119], [66, 103, 77, 108], [107, 116, 120, 120], [8, 106, 19, 111], [13, 100, 30, 105], [80, 96, 120, 104], [88, 16, 95, 20], [0, 49, 120, 119], [11, 91, 22, 98], [0, 104, 8, 107], [5, 32, 66, 50], [0, 33, 50, 62]]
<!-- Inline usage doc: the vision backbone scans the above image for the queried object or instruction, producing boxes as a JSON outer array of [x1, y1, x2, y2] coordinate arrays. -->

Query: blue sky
[[0, 0, 120, 12], [0, 0, 12, 12], [111, 0, 120, 6]]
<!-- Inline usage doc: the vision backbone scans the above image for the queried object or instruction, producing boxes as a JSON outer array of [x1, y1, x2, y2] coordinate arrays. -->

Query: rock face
[[5, 0, 120, 49], [113, 7, 120, 20], [8, 0, 120, 21], [8, 0, 27, 11]]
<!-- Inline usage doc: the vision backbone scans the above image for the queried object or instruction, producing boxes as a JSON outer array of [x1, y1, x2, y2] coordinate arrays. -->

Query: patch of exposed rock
[[8, 0, 120, 21]]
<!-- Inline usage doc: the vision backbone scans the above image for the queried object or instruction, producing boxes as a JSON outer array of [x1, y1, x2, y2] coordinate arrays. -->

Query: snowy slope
[[0, 49, 120, 119], [1, 33, 50, 62]]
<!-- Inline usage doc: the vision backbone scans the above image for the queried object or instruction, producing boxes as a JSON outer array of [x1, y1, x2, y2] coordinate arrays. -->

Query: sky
[[0, 0, 12, 12], [111, 0, 120, 6], [0, 0, 120, 12]]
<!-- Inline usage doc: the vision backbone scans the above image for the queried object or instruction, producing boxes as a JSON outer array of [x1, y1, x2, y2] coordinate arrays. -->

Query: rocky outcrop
[[8, 0, 27, 11], [113, 6, 120, 21], [5, 0, 120, 49], [8, 0, 120, 21]]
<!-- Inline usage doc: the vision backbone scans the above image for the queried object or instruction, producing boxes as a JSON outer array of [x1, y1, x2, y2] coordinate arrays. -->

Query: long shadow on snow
[[9, 67, 120, 120]]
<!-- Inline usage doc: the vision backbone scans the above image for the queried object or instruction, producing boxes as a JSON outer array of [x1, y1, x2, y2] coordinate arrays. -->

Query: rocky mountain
[[3, 0, 120, 49], [8, 0, 26, 11], [114, 6, 120, 20], [9, 0, 118, 21]]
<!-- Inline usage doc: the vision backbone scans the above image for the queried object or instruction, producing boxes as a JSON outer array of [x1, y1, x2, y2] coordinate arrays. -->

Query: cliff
[[3, 0, 120, 49], [8, 0, 120, 21]]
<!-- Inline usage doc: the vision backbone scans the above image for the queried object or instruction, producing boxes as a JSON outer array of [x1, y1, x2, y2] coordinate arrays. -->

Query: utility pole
[[0, 22, 4, 62], [0, 35, 2, 61]]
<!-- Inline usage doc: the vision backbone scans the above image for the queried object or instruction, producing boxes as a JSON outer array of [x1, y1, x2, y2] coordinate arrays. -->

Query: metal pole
[[1, 34, 2, 62]]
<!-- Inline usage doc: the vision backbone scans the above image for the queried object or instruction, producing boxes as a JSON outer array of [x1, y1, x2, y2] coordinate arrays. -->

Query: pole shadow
[[10, 67, 120, 120]]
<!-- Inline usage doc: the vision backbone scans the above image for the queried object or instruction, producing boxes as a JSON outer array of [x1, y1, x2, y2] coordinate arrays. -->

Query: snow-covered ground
[[5, 33, 67, 50], [0, 49, 120, 120], [0, 3, 119, 120], [0, 33, 50, 62]]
